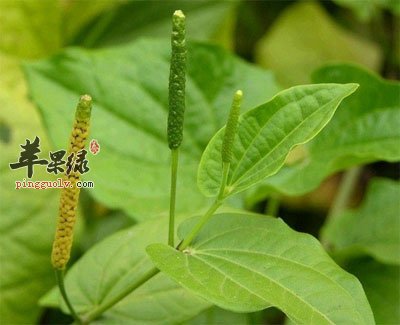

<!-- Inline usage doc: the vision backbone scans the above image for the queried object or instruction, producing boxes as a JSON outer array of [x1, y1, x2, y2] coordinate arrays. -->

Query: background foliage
[[0, 0, 398, 324]]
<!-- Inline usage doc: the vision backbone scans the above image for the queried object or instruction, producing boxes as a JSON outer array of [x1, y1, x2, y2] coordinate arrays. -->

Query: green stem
[[178, 199, 223, 251], [168, 149, 179, 246], [266, 195, 280, 217], [327, 167, 363, 220], [55, 269, 82, 324], [82, 267, 160, 324], [178, 163, 230, 251], [80, 162, 230, 322]]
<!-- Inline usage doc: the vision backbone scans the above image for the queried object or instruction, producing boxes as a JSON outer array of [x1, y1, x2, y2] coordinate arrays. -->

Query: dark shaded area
[[234, 0, 294, 61], [40, 308, 73, 325]]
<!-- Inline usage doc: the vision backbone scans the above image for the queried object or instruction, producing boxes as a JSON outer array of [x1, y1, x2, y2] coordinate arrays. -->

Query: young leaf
[[260, 64, 400, 198], [198, 83, 358, 197], [321, 178, 400, 265], [147, 213, 374, 324], [40, 217, 211, 323], [24, 39, 279, 220]]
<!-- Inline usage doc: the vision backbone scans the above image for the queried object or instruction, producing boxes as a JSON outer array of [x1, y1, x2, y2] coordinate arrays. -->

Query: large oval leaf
[[321, 178, 400, 265], [24, 38, 279, 220], [40, 216, 211, 324], [197, 83, 358, 197], [346, 259, 400, 325], [147, 213, 374, 324], [0, 1, 62, 320], [255, 64, 400, 199]]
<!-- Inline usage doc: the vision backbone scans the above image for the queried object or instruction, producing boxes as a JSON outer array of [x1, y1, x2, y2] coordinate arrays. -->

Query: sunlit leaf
[[24, 38, 279, 220], [147, 212, 374, 324], [255, 64, 400, 198], [40, 217, 211, 324], [198, 83, 357, 197]]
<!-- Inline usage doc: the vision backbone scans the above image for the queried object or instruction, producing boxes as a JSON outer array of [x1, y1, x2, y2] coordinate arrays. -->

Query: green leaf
[[346, 258, 400, 324], [24, 38, 279, 220], [0, 1, 63, 322], [183, 306, 251, 325], [70, 0, 238, 48], [40, 217, 211, 324], [0, 55, 59, 324], [321, 178, 400, 265], [259, 64, 400, 197], [147, 213, 374, 324], [333, 0, 400, 21], [255, 2, 381, 86], [198, 83, 358, 197], [0, 0, 61, 58]]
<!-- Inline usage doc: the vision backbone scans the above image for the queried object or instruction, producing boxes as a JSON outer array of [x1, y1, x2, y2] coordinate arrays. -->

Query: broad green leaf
[[40, 216, 211, 324], [198, 83, 358, 197], [24, 38, 279, 220], [258, 64, 400, 197], [61, 0, 123, 44], [321, 178, 400, 265], [0, 55, 59, 324], [255, 2, 381, 86], [70, 0, 238, 48], [183, 306, 250, 325], [0, 2, 63, 322], [147, 213, 374, 324], [346, 258, 400, 324]]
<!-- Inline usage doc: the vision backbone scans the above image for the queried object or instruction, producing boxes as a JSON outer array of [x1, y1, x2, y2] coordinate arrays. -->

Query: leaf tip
[[344, 83, 360, 94]]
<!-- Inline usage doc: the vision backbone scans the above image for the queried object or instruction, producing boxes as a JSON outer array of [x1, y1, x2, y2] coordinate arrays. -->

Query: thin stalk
[[178, 199, 223, 251], [168, 149, 179, 246], [80, 162, 231, 322], [55, 269, 82, 324], [327, 167, 363, 220], [82, 267, 160, 324], [178, 163, 230, 251]]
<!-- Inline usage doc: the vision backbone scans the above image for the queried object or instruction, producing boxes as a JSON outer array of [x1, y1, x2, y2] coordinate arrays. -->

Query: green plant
[[3, 3, 399, 325], [28, 10, 373, 324]]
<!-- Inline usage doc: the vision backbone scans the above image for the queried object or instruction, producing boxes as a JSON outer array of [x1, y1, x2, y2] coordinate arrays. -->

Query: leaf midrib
[[230, 88, 340, 187], [188, 224, 364, 320], [199, 248, 360, 309], [193, 253, 335, 324]]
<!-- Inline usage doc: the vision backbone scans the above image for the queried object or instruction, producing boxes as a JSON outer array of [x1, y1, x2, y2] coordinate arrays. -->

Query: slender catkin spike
[[167, 10, 186, 149], [51, 95, 92, 270], [221, 90, 242, 163]]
